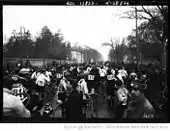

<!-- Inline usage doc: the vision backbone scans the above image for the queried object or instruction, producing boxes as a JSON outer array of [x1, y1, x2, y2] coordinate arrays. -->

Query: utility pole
[[135, 6, 140, 67]]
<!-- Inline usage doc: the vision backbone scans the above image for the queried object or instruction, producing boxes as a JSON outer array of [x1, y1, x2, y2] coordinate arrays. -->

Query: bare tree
[[102, 38, 128, 63], [121, 6, 168, 43]]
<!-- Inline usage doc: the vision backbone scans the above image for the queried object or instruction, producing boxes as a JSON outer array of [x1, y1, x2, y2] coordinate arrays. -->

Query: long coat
[[64, 90, 84, 120], [123, 94, 155, 119]]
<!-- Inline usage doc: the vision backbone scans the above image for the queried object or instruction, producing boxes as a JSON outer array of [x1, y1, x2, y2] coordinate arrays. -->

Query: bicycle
[[51, 101, 63, 118], [84, 90, 99, 118]]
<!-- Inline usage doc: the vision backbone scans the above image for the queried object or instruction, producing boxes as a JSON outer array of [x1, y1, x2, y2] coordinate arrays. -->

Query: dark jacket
[[123, 94, 155, 119], [65, 90, 84, 120]]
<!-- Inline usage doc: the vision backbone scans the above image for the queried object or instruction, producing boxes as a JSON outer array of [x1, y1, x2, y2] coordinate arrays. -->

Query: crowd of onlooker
[[2, 60, 168, 121]]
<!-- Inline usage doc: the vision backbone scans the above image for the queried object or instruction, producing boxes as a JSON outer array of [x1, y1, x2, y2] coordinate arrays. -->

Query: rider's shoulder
[[3, 89, 20, 102]]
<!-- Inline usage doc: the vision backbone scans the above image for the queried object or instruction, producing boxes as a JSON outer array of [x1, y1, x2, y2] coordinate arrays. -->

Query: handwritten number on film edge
[[66, 1, 129, 6]]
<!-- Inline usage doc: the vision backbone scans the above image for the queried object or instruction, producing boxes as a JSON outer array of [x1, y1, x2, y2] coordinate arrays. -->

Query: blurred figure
[[115, 80, 129, 119], [3, 77, 31, 118], [42, 103, 53, 118], [123, 79, 155, 119], [64, 80, 84, 120], [78, 78, 89, 100], [106, 68, 116, 107]]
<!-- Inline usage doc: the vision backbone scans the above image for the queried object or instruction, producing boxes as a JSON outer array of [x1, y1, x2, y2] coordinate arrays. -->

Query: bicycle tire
[[90, 94, 98, 118]]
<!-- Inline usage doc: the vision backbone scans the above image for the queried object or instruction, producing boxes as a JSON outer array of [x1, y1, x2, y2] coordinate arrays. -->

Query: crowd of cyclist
[[3, 60, 168, 121]]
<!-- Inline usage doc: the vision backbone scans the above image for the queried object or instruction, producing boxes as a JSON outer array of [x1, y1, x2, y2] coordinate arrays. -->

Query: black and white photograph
[[2, 4, 168, 124]]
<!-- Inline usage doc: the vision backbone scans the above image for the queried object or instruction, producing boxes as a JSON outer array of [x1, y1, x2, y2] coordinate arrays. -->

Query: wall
[[3, 58, 73, 68]]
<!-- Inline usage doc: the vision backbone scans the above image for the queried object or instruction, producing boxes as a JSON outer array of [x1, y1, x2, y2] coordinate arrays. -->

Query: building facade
[[71, 50, 84, 63]]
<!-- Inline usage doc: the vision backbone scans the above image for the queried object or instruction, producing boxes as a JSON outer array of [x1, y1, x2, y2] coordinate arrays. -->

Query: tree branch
[[138, 15, 151, 21], [141, 6, 154, 19], [157, 5, 165, 18], [102, 43, 113, 48]]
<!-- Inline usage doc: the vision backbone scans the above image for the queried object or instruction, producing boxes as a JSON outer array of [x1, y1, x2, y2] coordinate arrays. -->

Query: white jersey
[[59, 78, 68, 91], [31, 72, 40, 80], [99, 68, 107, 77], [77, 67, 80, 73], [78, 79, 88, 94], [35, 73, 50, 87], [104, 66, 109, 71], [19, 68, 30, 74], [116, 86, 129, 105], [45, 71, 52, 79], [118, 69, 128, 78], [111, 69, 115, 75], [117, 73, 124, 83], [87, 67, 92, 73], [78, 79, 89, 100]]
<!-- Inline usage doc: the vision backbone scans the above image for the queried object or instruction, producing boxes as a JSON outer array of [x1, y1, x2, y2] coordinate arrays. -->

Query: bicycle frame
[[85, 93, 98, 118]]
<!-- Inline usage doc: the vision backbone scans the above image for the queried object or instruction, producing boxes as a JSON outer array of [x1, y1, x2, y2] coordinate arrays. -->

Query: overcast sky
[[3, 6, 145, 60]]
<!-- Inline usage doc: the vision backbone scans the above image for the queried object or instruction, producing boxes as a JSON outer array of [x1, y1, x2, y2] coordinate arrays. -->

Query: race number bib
[[119, 70, 127, 77], [88, 75, 95, 80], [12, 84, 25, 100], [107, 74, 115, 80], [56, 73, 62, 79], [11, 75, 18, 81], [37, 81, 45, 86]]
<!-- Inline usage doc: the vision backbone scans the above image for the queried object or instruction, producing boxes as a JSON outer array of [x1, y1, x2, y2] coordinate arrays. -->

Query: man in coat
[[123, 79, 155, 119], [64, 79, 84, 120]]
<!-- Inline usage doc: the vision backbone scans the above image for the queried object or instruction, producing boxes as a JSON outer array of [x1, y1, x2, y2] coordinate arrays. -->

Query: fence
[[3, 58, 74, 68]]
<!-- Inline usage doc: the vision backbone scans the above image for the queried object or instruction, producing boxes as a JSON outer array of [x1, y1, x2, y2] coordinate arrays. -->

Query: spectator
[[123, 79, 155, 119], [64, 80, 84, 120]]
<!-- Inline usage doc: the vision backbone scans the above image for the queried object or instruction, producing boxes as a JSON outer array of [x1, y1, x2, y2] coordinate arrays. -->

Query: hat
[[131, 79, 146, 91]]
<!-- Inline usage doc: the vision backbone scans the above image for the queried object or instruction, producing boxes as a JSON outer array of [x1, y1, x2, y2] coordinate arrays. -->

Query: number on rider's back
[[107, 75, 114, 80], [88, 75, 94, 80], [56, 73, 62, 78], [12, 87, 24, 99]]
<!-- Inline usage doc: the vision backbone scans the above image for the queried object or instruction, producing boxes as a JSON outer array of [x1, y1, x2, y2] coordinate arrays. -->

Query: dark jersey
[[106, 71, 116, 96], [86, 69, 100, 83], [85, 68, 100, 90], [55, 68, 63, 86], [55, 68, 63, 79], [106, 72, 116, 88]]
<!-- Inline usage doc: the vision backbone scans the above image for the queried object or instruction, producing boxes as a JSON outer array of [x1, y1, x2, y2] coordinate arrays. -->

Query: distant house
[[70, 47, 85, 63]]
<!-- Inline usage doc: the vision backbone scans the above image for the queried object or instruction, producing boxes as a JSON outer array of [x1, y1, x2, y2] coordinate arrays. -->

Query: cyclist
[[29, 69, 50, 111], [85, 65, 100, 94], [78, 77, 89, 100], [98, 65, 107, 98], [54, 66, 64, 87], [106, 67, 116, 107], [64, 80, 84, 120], [3, 76, 31, 118]]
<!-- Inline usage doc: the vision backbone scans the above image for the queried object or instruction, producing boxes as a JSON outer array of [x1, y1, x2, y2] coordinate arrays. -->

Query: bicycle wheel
[[52, 104, 62, 118], [85, 99, 92, 118], [91, 109, 98, 118], [90, 95, 98, 118]]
